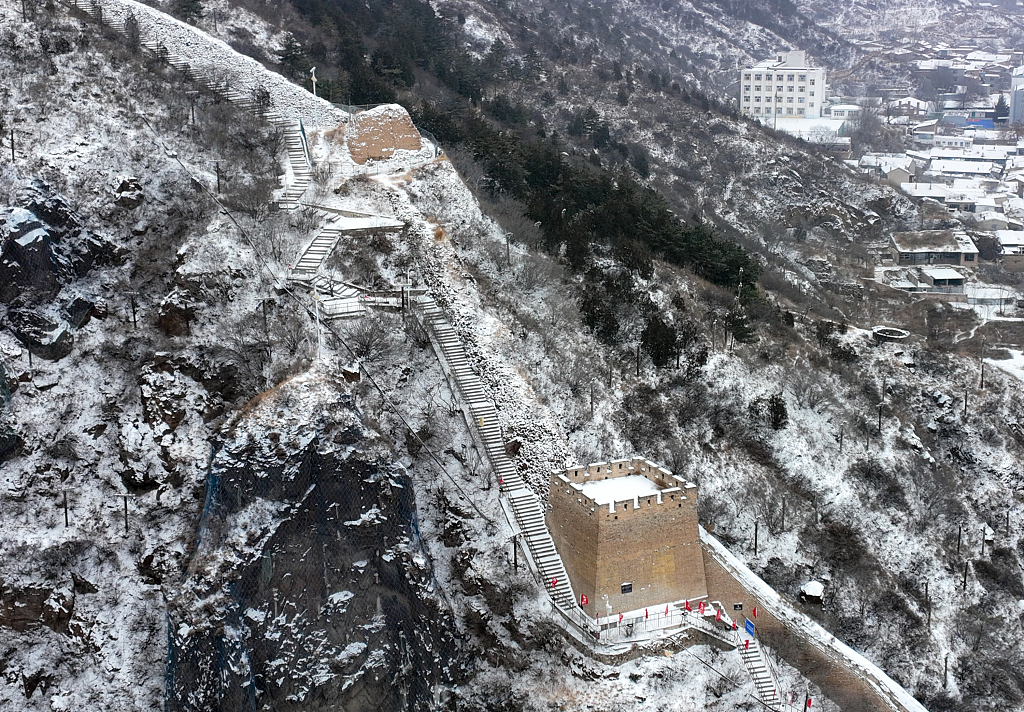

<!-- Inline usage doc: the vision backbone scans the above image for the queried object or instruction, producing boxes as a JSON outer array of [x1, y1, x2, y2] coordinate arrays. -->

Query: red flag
[[698, 601, 706, 615], [732, 620, 737, 630], [551, 577, 558, 588], [744, 639, 749, 650], [807, 699, 812, 708], [716, 608, 722, 621], [665, 604, 669, 615], [618, 612, 623, 622], [645, 608, 649, 619], [753, 606, 758, 619], [685, 600, 692, 611], [580, 594, 588, 606]]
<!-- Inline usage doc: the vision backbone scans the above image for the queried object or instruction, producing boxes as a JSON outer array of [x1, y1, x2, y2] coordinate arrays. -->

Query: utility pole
[[957, 522, 962, 555], [877, 402, 882, 433], [9, 129, 14, 163], [124, 291, 138, 329], [216, 162, 221, 194], [63, 490, 69, 527], [121, 494, 129, 536], [635, 342, 640, 377], [839, 428, 844, 453], [980, 337, 986, 390], [753, 520, 759, 556], [925, 580, 931, 627]]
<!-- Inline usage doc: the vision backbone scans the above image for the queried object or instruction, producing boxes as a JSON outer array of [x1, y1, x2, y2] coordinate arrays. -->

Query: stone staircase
[[738, 632, 784, 711], [279, 127, 312, 210], [291, 222, 344, 276], [413, 296, 575, 610]]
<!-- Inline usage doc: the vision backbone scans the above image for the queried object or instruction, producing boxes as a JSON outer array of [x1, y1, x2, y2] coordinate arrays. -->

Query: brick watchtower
[[546, 458, 707, 619]]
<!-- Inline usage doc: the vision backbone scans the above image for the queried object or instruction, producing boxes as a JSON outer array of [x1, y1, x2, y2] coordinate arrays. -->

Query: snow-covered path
[[65, 0, 347, 127]]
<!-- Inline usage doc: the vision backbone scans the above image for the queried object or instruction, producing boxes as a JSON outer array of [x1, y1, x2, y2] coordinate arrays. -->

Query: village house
[[889, 229, 979, 266], [996, 230, 1024, 270]]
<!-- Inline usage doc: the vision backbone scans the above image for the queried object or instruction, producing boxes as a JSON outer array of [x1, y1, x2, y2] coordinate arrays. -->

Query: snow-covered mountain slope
[[5, 0, 1024, 710], [0, 5, 824, 711]]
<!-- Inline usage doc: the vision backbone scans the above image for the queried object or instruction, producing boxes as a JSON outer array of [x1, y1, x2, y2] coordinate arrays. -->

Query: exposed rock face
[[0, 581, 74, 634], [0, 208, 61, 303], [156, 288, 196, 337], [0, 181, 119, 308], [113, 176, 145, 210], [165, 372, 467, 712], [5, 308, 74, 361]]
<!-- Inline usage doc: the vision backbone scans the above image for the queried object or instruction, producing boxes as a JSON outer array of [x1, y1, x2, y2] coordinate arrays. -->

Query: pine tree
[[641, 313, 678, 369], [173, 0, 203, 24], [275, 34, 306, 77], [994, 95, 1009, 119]]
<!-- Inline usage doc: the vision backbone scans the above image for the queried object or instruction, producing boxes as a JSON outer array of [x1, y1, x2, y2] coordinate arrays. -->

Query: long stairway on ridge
[[413, 296, 576, 611]]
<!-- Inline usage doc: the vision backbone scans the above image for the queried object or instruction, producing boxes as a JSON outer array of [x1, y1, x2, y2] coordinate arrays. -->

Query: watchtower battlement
[[553, 457, 696, 515]]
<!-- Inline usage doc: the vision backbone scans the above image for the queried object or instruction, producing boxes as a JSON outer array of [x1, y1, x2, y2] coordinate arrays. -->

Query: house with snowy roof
[[889, 229, 979, 266], [546, 458, 706, 619]]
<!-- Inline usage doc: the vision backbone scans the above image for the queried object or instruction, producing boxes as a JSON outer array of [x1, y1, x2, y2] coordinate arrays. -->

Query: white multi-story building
[[1010, 66, 1024, 126], [739, 50, 826, 121]]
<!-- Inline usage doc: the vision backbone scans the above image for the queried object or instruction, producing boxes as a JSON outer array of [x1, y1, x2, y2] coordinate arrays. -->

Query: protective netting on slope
[[164, 386, 466, 712]]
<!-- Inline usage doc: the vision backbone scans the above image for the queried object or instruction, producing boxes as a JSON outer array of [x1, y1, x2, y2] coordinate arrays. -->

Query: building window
[[809, 102, 814, 107], [965, 254, 975, 261], [799, 74, 806, 81], [743, 96, 750, 102], [754, 107, 761, 114], [787, 86, 794, 92], [754, 74, 761, 80], [621, 582, 633, 594], [810, 79, 815, 85], [810, 91, 815, 96], [754, 96, 761, 102], [777, 74, 784, 81], [786, 107, 793, 114], [798, 97, 805, 103], [799, 86, 805, 92], [787, 97, 793, 103], [798, 108, 805, 115], [777, 108, 783, 114], [787, 73, 794, 81], [744, 74, 751, 80], [744, 85, 751, 91], [754, 85, 761, 91]]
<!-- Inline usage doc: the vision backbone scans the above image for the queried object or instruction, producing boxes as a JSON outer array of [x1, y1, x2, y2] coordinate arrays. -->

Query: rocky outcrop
[[5, 308, 74, 361], [165, 372, 468, 712], [0, 208, 61, 303], [0, 580, 75, 634], [113, 176, 145, 210]]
